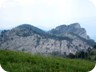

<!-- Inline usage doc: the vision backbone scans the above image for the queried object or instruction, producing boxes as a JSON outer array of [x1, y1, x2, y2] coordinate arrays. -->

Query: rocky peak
[[69, 23, 81, 29], [49, 23, 89, 40], [9, 24, 46, 37], [14, 24, 45, 33], [55, 23, 80, 31], [55, 25, 67, 30]]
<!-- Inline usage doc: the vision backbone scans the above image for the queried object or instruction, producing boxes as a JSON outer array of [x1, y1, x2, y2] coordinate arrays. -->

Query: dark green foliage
[[0, 30, 9, 43], [93, 45, 96, 49], [0, 50, 95, 72], [68, 53, 75, 59], [71, 46, 96, 61], [75, 51, 88, 59], [88, 49, 96, 61]]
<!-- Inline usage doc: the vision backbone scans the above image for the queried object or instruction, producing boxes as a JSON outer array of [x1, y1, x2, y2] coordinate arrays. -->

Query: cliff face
[[0, 23, 95, 55]]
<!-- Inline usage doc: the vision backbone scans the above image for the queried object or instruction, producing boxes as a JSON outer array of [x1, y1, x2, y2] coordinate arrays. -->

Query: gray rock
[[49, 23, 89, 39]]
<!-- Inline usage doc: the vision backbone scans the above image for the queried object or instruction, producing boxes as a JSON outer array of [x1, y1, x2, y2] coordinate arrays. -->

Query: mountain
[[0, 23, 95, 56]]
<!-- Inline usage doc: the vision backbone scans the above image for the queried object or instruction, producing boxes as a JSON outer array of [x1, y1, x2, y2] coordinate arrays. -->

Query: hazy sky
[[0, 0, 96, 40]]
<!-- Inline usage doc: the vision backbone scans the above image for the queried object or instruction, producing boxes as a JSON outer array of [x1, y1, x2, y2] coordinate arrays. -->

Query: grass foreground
[[0, 50, 95, 72]]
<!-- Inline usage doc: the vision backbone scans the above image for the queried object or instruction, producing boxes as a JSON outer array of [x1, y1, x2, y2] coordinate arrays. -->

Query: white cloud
[[0, 0, 6, 8], [90, 0, 96, 6], [15, 0, 36, 7], [90, 0, 96, 7]]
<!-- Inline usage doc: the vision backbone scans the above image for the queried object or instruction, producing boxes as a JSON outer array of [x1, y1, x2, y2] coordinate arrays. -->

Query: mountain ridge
[[0, 23, 95, 55]]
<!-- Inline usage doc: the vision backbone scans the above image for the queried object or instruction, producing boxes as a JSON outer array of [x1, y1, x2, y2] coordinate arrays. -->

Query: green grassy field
[[0, 50, 95, 72]]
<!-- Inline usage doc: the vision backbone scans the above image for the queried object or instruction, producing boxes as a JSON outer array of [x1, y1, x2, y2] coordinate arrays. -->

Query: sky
[[0, 0, 96, 40]]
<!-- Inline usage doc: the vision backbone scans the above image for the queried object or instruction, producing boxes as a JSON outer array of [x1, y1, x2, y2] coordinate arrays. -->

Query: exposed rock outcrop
[[49, 23, 89, 39]]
